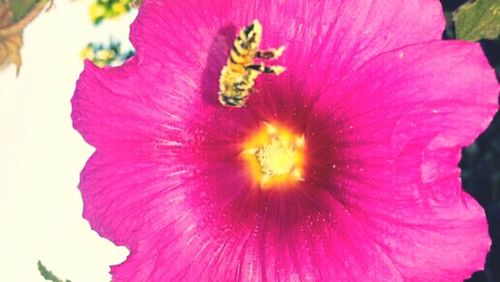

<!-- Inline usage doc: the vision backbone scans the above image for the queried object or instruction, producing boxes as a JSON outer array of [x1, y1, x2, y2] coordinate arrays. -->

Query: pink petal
[[72, 58, 200, 153], [108, 191, 407, 281], [315, 40, 498, 281], [74, 0, 445, 151], [130, 0, 444, 105], [79, 151, 200, 246]]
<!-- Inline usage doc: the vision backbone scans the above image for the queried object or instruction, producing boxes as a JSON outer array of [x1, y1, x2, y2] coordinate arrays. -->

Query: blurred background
[[0, 1, 135, 281], [0, 0, 498, 281]]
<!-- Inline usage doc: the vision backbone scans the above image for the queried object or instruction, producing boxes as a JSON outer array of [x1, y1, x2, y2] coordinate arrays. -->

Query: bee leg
[[254, 46, 285, 59], [245, 64, 285, 75]]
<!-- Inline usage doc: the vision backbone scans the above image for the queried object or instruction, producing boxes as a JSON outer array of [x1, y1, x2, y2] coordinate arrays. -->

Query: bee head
[[245, 19, 262, 47]]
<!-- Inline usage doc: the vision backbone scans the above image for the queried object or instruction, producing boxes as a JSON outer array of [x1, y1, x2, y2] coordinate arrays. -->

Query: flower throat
[[242, 123, 305, 189]]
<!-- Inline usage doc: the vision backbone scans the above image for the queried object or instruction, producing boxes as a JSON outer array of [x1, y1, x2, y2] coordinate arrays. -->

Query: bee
[[218, 19, 286, 107]]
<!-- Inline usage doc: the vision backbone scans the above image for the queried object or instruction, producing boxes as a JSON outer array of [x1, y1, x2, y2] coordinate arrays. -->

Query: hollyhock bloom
[[72, 0, 499, 281]]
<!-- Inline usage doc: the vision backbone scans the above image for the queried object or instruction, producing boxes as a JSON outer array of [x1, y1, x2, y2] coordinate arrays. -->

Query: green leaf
[[10, 0, 38, 22], [37, 260, 72, 282], [453, 0, 500, 41], [0, 2, 23, 74], [1, 0, 50, 75]]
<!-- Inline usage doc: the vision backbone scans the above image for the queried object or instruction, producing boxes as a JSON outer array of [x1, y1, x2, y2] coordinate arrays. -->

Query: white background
[[0, 1, 135, 281]]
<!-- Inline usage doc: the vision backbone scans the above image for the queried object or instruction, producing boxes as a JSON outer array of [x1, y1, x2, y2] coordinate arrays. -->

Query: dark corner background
[[441, 1, 500, 281]]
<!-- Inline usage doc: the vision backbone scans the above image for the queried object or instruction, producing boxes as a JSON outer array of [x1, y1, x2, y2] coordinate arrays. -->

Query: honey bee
[[218, 19, 286, 107]]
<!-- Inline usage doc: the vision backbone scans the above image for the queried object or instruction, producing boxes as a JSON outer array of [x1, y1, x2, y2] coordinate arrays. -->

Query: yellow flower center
[[242, 123, 305, 189]]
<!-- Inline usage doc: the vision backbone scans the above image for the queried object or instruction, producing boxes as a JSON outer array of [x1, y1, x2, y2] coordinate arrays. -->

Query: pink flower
[[72, 0, 499, 281]]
